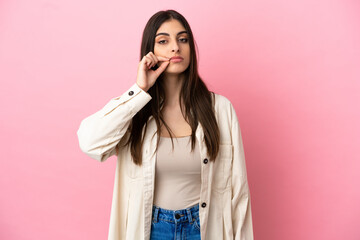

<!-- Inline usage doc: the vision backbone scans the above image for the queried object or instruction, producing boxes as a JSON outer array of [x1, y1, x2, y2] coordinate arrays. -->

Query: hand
[[136, 52, 170, 92]]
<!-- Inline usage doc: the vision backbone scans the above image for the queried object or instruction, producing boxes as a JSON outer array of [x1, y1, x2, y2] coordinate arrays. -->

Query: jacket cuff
[[128, 83, 152, 112], [102, 83, 152, 117]]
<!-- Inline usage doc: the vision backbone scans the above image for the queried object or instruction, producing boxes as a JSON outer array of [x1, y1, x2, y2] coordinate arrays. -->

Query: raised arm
[[76, 83, 152, 162], [77, 52, 169, 162], [77, 52, 170, 162]]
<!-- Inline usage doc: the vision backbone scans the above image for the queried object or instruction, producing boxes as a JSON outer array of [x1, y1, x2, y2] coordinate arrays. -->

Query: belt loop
[[186, 208, 193, 223], [153, 206, 159, 223]]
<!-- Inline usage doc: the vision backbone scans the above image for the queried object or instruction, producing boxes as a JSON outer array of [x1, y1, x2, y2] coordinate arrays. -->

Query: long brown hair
[[122, 9, 220, 166]]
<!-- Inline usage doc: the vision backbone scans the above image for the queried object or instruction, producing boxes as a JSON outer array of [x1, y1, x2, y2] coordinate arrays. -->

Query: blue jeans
[[150, 203, 201, 240]]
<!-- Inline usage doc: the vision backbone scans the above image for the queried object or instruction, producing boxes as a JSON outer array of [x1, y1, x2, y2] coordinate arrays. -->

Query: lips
[[169, 56, 184, 62], [170, 56, 183, 60]]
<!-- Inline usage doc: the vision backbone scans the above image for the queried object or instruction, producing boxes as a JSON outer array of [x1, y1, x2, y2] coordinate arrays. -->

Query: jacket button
[[128, 90, 134, 96], [175, 213, 181, 219], [203, 158, 208, 164], [201, 202, 206, 208]]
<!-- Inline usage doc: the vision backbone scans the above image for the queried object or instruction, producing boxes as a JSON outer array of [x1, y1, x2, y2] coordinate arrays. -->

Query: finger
[[149, 53, 158, 67], [148, 52, 156, 61], [142, 60, 151, 70], [153, 55, 170, 68], [154, 60, 170, 75], [146, 53, 156, 67], [141, 55, 150, 66], [143, 60, 151, 69], [144, 56, 153, 68], [156, 56, 170, 62]]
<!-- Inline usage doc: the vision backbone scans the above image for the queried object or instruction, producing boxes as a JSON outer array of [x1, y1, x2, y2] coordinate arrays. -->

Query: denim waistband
[[152, 203, 199, 224]]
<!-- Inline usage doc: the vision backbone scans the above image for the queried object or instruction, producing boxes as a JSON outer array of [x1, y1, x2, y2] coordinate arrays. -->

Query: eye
[[179, 38, 188, 43], [158, 40, 167, 44]]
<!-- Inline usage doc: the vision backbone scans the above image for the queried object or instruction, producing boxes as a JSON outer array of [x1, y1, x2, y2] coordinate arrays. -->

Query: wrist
[[136, 82, 148, 92]]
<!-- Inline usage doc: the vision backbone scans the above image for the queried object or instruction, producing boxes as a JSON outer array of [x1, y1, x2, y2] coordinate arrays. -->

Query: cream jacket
[[77, 83, 254, 240]]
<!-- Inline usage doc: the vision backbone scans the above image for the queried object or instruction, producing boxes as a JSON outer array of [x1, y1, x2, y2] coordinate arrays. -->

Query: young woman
[[77, 9, 254, 240]]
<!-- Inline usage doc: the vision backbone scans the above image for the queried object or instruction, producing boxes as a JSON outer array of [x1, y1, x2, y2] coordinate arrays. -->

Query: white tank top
[[153, 135, 201, 210]]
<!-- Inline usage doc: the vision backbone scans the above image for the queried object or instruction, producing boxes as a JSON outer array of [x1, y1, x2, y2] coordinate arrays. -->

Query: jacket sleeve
[[230, 102, 254, 240], [76, 83, 152, 162]]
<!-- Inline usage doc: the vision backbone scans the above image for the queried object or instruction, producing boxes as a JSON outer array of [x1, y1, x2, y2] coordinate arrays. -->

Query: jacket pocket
[[212, 144, 233, 192]]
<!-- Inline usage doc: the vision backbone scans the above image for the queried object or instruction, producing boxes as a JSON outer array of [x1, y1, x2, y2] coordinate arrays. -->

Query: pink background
[[1, 0, 359, 239]]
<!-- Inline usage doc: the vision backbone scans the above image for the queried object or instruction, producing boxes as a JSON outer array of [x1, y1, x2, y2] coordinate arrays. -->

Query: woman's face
[[154, 19, 191, 75]]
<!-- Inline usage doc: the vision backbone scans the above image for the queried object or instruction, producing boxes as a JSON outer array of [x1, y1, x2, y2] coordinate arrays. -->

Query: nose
[[171, 41, 180, 52]]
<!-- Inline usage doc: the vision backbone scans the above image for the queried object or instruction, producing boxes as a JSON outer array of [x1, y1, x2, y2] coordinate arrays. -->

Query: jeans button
[[175, 213, 180, 219]]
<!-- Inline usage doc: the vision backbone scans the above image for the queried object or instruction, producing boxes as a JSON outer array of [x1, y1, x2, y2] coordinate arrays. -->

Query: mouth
[[170, 56, 184, 62]]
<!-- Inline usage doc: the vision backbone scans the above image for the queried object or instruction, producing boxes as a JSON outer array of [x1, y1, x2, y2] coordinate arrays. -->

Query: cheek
[[153, 48, 159, 55], [153, 45, 162, 55]]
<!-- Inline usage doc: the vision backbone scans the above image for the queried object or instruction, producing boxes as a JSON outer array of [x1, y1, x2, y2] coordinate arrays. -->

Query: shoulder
[[211, 91, 235, 112], [210, 91, 240, 127]]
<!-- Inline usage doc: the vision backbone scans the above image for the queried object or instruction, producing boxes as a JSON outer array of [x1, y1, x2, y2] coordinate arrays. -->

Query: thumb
[[154, 60, 170, 76]]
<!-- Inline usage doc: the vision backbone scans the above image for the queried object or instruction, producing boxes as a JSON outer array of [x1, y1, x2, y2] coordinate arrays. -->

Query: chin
[[165, 64, 189, 74], [164, 67, 187, 74]]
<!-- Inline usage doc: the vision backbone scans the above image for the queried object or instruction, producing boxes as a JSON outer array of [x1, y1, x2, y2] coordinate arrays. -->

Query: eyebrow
[[155, 31, 188, 37]]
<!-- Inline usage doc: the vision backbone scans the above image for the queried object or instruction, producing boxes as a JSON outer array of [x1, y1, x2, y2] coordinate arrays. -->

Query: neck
[[162, 72, 185, 108]]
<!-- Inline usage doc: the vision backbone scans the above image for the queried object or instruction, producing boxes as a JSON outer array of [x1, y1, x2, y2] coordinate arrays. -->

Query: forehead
[[155, 19, 186, 36]]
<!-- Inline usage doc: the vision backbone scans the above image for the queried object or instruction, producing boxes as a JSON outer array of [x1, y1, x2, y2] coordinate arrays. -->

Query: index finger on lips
[[156, 56, 170, 62]]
